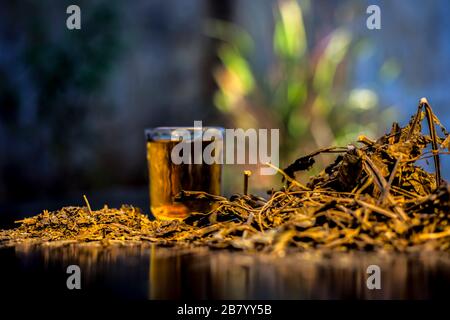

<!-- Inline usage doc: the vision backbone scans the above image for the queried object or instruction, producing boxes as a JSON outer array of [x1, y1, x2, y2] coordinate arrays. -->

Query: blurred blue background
[[0, 0, 449, 224]]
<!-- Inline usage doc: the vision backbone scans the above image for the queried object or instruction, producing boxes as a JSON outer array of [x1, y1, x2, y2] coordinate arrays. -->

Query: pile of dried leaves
[[1, 98, 449, 253]]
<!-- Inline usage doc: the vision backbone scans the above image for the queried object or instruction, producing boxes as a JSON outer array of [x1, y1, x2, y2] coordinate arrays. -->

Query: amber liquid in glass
[[147, 140, 221, 220]]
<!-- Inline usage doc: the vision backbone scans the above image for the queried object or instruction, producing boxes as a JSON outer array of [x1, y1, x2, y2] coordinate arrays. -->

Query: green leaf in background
[[287, 82, 306, 106], [217, 44, 254, 93], [213, 44, 255, 113], [313, 29, 351, 92], [274, 0, 306, 60], [204, 19, 254, 55]]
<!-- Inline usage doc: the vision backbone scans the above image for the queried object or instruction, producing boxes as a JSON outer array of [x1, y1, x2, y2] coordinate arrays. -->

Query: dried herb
[[1, 98, 450, 254]]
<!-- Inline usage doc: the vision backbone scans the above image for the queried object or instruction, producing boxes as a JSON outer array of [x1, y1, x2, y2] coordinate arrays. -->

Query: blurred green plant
[[207, 0, 393, 185]]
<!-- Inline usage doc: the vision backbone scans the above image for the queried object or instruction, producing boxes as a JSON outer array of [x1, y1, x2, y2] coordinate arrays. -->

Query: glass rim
[[145, 126, 225, 141]]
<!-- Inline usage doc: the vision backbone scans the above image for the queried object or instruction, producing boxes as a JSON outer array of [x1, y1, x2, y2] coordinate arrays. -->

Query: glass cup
[[145, 126, 223, 220]]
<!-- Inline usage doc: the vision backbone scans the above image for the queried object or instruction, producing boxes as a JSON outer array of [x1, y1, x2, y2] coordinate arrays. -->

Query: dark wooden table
[[1, 244, 450, 299]]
